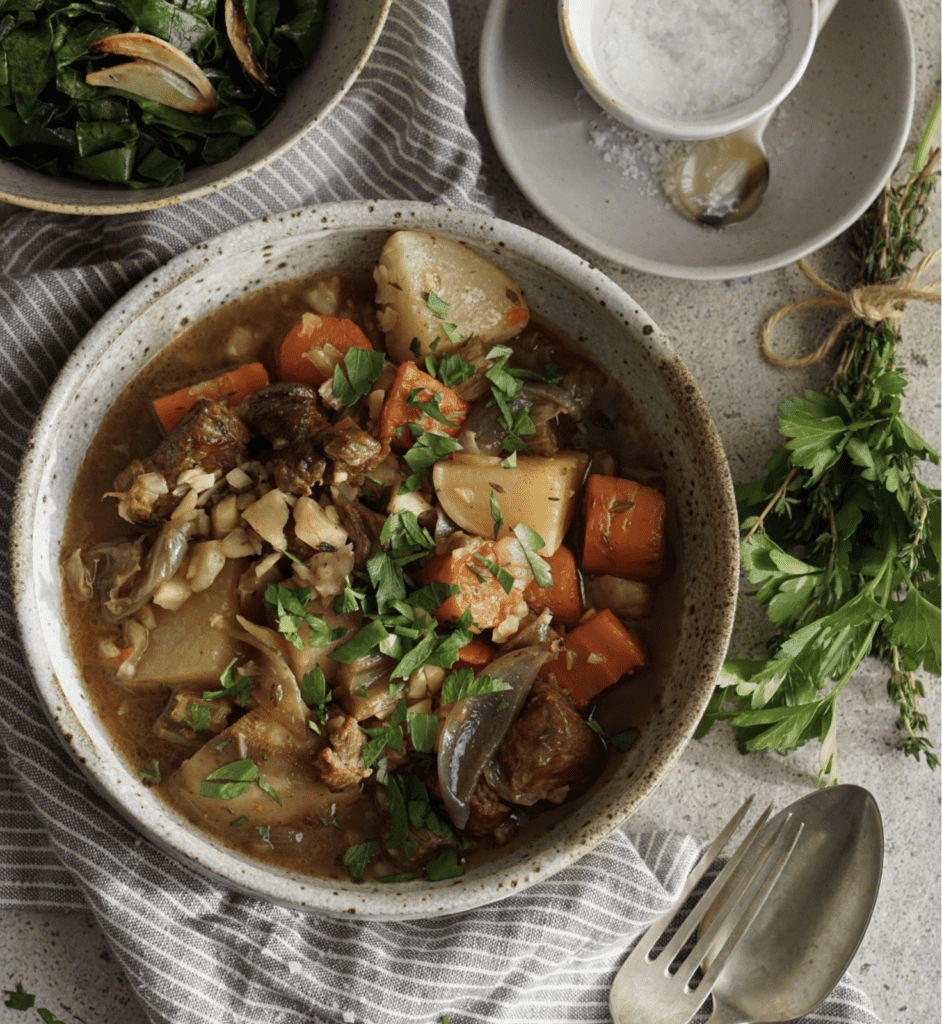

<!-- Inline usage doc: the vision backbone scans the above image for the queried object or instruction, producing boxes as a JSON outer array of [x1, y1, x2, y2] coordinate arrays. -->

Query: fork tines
[[632, 795, 803, 990]]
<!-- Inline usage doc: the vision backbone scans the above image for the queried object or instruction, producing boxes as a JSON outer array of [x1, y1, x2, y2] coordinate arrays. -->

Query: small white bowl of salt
[[559, 0, 818, 140]]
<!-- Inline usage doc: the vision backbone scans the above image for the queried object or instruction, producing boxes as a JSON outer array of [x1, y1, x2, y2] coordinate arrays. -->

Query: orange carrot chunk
[[426, 544, 518, 633], [152, 362, 269, 433], [581, 474, 666, 578], [523, 544, 582, 624], [455, 637, 496, 671], [378, 360, 471, 450], [540, 608, 646, 710], [278, 313, 374, 385]]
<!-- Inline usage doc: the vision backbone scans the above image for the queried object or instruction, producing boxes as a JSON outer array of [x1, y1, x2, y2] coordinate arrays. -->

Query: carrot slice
[[426, 544, 519, 633], [581, 474, 666, 578], [455, 637, 496, 671], [278, 313, 374, 385], [378, 361, 471, 450], [540, 608, 646, 710], [152, 362, 269, 433], [523, 544, 581, 624]]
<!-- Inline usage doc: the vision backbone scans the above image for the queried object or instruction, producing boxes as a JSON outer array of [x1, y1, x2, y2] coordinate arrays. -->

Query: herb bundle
[[698, 105, 942, 782], [0, 0, 326, 188]]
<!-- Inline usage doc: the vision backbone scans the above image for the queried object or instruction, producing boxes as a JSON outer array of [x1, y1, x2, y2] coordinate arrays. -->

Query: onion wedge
[[225, 0, 275, 93], [87, 32, 217, 115], [437, 643, 554, 830]]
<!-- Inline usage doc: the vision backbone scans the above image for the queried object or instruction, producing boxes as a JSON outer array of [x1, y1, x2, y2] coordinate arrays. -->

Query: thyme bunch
[[698, 102, 942, 781]]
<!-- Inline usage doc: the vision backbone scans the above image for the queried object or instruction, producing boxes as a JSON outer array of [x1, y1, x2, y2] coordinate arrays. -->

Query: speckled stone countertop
[[1, 0, 939, 1021]]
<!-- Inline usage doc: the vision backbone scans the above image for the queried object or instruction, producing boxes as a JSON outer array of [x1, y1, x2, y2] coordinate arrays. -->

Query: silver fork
[[609, 796, 803, 1024]]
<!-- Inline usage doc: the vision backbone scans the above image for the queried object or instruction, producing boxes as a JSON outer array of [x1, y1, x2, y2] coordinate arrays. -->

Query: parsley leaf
[[441, 668, 510, 704], [138, 759, 161, 784], [512, 523, 553, 588], [199, 758, 259, 801], [332, 347, 386, 406], [181, 702, 212, 733], [203, 657, 253, 708], [425, 849, 463, 880], [344, 839, 381, 881], [4, 983, 35, 1010], [472, 552, 515, 593]]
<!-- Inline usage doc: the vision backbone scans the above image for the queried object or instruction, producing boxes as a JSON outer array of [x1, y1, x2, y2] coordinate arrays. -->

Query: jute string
[[760, 248, 941, 368]]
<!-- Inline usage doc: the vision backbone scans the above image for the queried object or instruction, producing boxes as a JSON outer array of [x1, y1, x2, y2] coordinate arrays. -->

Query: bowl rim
[[10, 199, 740, 917], [0, 1, 392, 216]]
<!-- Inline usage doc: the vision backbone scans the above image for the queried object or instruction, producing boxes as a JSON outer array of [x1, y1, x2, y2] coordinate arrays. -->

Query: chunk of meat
[[465, 775, 514, 840], [315, 716, 371, 791], [272, 436, 328, 495], [491, 677, 602, 806], [112, 399, 251, 525], [246, 382, 329, 444]]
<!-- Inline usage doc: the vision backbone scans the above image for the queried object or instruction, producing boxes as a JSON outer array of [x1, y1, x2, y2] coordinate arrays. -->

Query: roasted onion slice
[[86, 32, 218, 114], [437, 643, 553, 830]]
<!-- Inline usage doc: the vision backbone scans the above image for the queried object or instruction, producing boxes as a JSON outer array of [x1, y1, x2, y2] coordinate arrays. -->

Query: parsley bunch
[[698, 111, 941, 781]]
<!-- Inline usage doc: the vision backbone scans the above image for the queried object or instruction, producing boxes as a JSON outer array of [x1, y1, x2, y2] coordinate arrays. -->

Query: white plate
[[480, 0, 915, 280]]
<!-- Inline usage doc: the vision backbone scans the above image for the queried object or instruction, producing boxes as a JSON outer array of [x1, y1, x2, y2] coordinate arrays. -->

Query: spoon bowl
[[701, 784, 883, 1024], [670, 0, 840, 225]]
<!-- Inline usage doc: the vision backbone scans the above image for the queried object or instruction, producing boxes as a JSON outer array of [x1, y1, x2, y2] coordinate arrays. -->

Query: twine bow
[[761, 248, 942, 368]]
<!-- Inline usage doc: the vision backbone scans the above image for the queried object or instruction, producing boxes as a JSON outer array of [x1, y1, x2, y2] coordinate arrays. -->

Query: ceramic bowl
[[558, 0, 817, 141], [11, 200, 739, 918], [0, 1, 391, 216]]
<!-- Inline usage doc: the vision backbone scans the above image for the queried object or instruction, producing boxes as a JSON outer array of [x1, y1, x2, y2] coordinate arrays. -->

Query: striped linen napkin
[[0, 1, 881, 1021]]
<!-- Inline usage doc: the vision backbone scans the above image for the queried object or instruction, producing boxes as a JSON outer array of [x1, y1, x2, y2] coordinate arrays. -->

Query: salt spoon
[[697, 784, 883, 1024], [669, 0, 840, 227]]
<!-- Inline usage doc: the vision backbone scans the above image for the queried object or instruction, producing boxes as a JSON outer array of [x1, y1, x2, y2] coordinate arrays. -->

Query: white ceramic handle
[[817, 0, 841, 34]]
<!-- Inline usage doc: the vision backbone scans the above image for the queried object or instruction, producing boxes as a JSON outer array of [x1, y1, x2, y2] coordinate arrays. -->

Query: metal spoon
[[699, 784, 883, 1024], [669, 0, 840, 227]]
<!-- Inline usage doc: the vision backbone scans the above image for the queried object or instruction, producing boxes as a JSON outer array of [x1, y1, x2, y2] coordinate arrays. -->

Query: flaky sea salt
[[595, 0, 790, 119], [587, 112, 686, 201]]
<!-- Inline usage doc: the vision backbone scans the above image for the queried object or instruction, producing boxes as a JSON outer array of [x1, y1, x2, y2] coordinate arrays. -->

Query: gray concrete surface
[[1, 0, 939, 1021]]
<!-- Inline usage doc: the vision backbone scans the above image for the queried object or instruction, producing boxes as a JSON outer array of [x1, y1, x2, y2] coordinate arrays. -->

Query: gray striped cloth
[[0, 2, 881, 1021]]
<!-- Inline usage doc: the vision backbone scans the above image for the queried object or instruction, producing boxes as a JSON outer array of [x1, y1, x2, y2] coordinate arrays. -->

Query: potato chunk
[[374, 230, 529, 364], [432, 451, 590, 556]]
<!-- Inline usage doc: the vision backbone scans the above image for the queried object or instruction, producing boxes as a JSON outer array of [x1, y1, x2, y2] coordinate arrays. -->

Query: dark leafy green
[[0, 0, 327, 187]]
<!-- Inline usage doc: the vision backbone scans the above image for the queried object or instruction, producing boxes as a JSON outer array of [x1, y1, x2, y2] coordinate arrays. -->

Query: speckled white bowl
[[11, 201, 739, 918], [0, 1, 391, 216]]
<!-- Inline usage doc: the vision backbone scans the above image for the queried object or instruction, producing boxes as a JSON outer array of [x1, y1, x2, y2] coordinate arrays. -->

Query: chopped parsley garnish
[[199, 758, 281, 806], [513, 523, 553, 588], [362, 699, 408, 768], [426, 291, 467, 347], [425, 849, 463, 880], [435, 351, 477, 388], [332, 347, 385, 406], [402, 424, 463, 476], [344, 839, 380, 881], [441, 668, 510, 704], [203, 656, 253, 707], [406, 387, 458, 428], [263, 584, 347, 651], [490, 491, 505, 539], [587, 720, 640, 752], [406, 710, 439, 753], [181, 702, 212, 733], [138, 759, 161, 784], [472, 552, 515, 594]]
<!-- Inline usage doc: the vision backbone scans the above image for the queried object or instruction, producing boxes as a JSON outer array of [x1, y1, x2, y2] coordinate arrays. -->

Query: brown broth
[[61, 269, 684, 882]]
